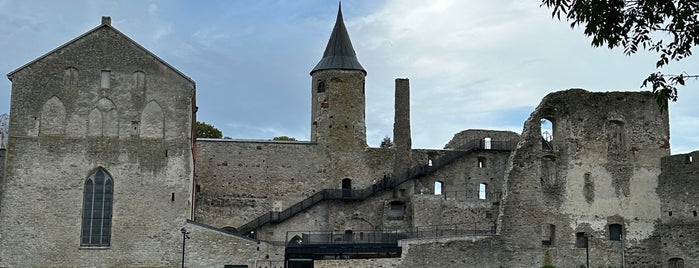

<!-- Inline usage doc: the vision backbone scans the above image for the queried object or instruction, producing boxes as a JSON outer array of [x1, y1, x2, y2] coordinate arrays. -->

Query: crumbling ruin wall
[[657, 151, 699, 267], [498, 89, 669, 267]]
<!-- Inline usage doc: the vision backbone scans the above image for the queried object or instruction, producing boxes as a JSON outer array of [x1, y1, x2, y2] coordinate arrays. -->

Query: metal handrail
[[237, 144, 514, 235]]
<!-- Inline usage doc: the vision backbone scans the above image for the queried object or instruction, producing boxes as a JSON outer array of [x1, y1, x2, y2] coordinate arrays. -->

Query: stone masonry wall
[[0, 23, 195, 267], [657, 151, 699, 267]]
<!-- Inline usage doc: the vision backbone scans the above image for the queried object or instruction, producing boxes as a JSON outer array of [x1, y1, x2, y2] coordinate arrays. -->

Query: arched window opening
[[342, 178, 352, 198], [428, 159, 433, 166], [609, 224, 623, 241], [668, 257, 684, 268], [541, 118, 554, 150], [478, 183, 488, 200], [478, 157, 486, 168], [317, 80, 325, 93], [434, 181, 443, 195], [483, 137, 492, 150], [686, 154, 693, 164], [289, 235, 303, 245], [81, 168, 113, 247]]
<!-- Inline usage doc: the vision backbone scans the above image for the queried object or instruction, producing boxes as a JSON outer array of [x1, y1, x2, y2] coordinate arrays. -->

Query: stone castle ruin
[[0, 7, 697, 268]]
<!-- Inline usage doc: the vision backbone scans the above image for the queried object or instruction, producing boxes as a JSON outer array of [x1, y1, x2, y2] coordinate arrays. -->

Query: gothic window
[[541, 118, 554, 150], [81, 168, 114, 247], [609, 224, 622, 241]]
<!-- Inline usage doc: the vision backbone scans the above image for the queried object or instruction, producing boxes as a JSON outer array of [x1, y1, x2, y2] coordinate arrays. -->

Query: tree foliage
[[542, 0, 699, 111], [380, 136, 393, 148], [196, 121, 223, 138], [272, 136, 297, 141]]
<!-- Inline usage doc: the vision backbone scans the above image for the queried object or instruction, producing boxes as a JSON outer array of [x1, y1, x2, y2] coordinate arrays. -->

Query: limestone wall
[[658, 151, 699, 267], [0, 22, 195, 267]]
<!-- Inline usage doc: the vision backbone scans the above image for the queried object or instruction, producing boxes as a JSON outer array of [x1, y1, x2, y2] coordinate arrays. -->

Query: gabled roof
[[7, 16, 195, 84], [310, 4, 366, 75]]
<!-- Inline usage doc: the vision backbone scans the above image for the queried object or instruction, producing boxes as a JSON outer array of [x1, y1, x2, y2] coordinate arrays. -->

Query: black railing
[[237, 143, 515, 235], [441, 191, 502, 201], [286, 222, 497, 247]]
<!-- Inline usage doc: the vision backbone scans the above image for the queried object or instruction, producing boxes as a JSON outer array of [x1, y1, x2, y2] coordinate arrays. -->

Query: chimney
[[101, 16, 111, 26], [392, 78, 412, 178]]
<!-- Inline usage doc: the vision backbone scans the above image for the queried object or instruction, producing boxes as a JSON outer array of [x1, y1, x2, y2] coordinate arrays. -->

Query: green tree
[[380, 136, 393, 148], [542, 0, 698, 111], [196, 121, 223, 138], [272, 136, 297, 141]]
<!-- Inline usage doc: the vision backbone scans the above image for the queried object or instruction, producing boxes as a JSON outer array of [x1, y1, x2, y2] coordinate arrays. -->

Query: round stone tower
[[310, 4, 367, 151]]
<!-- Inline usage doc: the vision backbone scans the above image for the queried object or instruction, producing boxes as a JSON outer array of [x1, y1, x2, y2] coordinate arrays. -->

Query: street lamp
[[180, 227, 190, 268], [584, 233, 592, 268]]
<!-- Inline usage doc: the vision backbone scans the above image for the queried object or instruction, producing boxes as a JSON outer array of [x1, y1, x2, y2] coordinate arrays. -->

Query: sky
[[0, 0, 696, 154]]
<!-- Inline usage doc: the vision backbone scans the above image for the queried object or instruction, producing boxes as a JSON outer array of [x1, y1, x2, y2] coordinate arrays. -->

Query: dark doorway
[[342, 178, 352, 198]]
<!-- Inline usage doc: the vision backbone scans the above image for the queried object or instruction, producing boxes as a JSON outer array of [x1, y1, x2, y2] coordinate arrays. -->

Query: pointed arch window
[[81, 168, 114, 247]]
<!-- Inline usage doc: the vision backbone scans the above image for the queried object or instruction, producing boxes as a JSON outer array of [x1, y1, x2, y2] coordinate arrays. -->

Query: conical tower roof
[[310, 4, 366, 75]]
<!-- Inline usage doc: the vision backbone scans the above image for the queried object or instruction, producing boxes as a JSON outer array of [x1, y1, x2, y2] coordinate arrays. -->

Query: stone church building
[[0, 6, 697, 268]]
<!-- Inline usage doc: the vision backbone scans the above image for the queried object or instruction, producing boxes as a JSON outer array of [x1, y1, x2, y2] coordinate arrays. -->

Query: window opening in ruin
[[478, 183, 487, 200], [542, 224, 555, 245], [80, 168, 113, 247], [575, 232, 588, 248], [484, 137, 492, 149], [100, 70, 111, 88], [669, 211, 673, 216], [541, 118, 554, 150], [388, 201, 405, 218], [434, 181, 443, 195], [342, 178, 352, 198], [693, 211, 697, 217], [668, 257, 684, 268], [687, 155, 693, 164], [428, 159, 433, 166], [609, 224, 622, 241], [478, 157, 486, 168], [344, 230, 353, 242], [317, 80, 325, 93]]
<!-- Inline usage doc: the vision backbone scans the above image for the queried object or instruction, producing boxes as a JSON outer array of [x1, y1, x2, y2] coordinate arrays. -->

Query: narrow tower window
[[317, 81, 325, 93]]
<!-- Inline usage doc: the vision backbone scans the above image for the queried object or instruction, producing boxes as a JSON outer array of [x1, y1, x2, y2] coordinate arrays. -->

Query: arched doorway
[[342, 178, 352, 198]]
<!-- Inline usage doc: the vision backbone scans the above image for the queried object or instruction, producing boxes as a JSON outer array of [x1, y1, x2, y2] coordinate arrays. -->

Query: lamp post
[[584, 233, 591, 268], [180, 227, 190, 268]]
